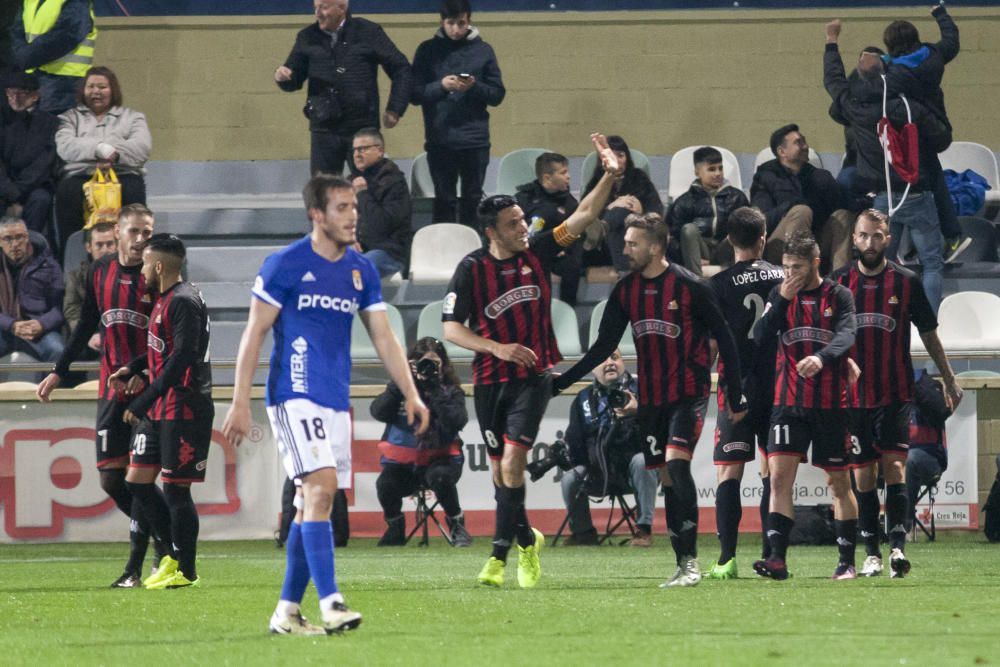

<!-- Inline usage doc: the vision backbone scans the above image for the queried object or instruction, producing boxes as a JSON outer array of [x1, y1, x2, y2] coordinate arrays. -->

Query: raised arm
[[562, 133, 624, 237]]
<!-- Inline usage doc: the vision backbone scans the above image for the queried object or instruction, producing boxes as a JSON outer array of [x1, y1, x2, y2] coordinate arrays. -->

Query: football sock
[[301, 520, 339, 600], [835, 519, 858, 566], [666, 459, 698, 558], [491, 484, 515, 561], [662, 485, 683, 565], [165, 484, 200, 579], [856, 489, 882, 557], [767, 512, 794, 562], [100, 468, 133, 517], [760, 477, 772, 559], [512, 487, 535, 547], [885, 483, 908, 551], [279, 522, 310, 605], [715, 478, 742, 563], [126, 481, 173, 558], [124, 497, 149, 575]]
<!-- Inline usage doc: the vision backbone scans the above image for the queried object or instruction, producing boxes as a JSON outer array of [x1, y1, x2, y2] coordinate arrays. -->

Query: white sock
[[276, 600, 300, 617], [319, 592, 345, 613]]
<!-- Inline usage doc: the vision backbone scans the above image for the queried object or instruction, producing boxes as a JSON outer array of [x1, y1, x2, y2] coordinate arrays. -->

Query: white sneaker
[[321, 601, 363, 634], [659, 556, 701, 588], [269, 610, 326, 636], [889, 548, 911, 579], [860, 555, 883, 577]]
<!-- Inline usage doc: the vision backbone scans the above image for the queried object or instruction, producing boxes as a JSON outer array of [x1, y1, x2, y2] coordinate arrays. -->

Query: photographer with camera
[[559, 349, 658, 547], [371, 337, 471, 547]]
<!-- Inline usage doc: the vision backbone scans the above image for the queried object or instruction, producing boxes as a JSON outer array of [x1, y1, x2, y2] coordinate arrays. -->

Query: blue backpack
[[944, 169, 991, 216]]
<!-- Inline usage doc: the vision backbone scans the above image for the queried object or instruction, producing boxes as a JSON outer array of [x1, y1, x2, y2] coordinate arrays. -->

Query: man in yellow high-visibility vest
[[13, 0, 97, 115]]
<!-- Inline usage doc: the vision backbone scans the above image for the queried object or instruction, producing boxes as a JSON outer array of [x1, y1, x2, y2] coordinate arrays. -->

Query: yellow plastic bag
[[82, 167, 122, 229]]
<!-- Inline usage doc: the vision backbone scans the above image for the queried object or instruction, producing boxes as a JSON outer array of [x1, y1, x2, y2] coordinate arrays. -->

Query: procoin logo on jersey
[[485, 286, 541, 319], [632, 319, 681, 339], [290, 336, 309, 393], [296, 293, 359, 314]]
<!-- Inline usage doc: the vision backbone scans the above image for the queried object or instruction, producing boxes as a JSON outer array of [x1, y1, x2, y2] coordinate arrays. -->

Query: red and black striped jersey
[[831, 260, 937, 407], [127, 282, 212, 421], [754, 278, 857, 410], [54, 255, 152, 400], [443, 226, 577, 385], [556, 263, 745, 410]]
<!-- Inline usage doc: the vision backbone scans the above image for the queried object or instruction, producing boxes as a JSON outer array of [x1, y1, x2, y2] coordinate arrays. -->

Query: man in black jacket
[[1, 72, 57, 240], [515, 153, 581, 305], [411, 0, 505, 227], [751, 124, 853, 274], [351, 128, 412, 278], [275, 0, 412, 178]]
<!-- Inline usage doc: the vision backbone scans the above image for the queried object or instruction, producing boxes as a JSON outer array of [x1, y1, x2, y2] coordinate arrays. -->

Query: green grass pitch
[[1, 533, 997, 666]]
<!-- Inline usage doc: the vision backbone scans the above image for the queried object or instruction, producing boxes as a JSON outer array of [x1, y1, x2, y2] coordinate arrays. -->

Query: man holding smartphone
[[411, 0, 505, 227]]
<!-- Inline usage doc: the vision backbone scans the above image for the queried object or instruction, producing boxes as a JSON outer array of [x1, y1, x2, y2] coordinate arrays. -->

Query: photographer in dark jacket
[[371, 337, 471, 547], [906, 369, 950, 532], [560, 349, 658, 546], [351, 128, 412, 277], [275, 0, 412, 177], [411, 0, 505, 227]]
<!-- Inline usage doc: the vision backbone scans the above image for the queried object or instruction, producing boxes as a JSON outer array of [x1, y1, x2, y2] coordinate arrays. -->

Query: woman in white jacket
[[54, 66, 151, 260]]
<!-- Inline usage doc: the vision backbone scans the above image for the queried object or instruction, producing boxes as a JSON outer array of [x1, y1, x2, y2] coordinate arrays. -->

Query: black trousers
[[376, 459, 464, 520], [427, 145, 490, 227], [310, 130, 353, 177], [55, 172, 146, 262]]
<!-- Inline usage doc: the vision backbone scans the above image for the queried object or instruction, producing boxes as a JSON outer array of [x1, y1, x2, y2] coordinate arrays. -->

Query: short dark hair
[[303, 173, 353, 212], [856, 208, 889, 230], [84, 221, 116, 243], [535, 152, 568, 181], [884, 20, 921, 58], [769, 123, 800, 156], [118, 203, 154, 225], [78, 66, 124, 108], [143, 233, 186, 260], [353, 127, 384, 146], [727, 207, 766, 250], [625, 212, 670, 252], [693, 146, 722, 166], [440, 0, 471, 19], [409, 336, 460, 387], [477, 194, 517, 230], [783, 229, 819, 261]]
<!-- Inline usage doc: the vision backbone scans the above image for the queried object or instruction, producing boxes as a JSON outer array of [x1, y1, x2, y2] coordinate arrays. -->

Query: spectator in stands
[[1, 71, 58, 240], [824, 22, 951, 311], [63, 221, 115, 355], [411, 0, 505, 227], [0, 215, 65, 363], [275, 0, 412, 177], [12, 0, 96, 115], [515, 152, 582, 305], [581, 135, 663, 273], [666, 146, 748, 276], [750, 124, 853, 274], [54, 65, 150, 262], [351, 127, 412, 278]]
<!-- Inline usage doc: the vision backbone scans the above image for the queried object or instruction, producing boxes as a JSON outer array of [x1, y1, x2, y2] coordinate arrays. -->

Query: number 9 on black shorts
[[130, 417, 213, 484]]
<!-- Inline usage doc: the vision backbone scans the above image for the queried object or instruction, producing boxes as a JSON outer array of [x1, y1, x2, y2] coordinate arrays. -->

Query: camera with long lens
[[607, 386, 630, 410], [526, 434, 572, 482], [414, 357, 440, 386]]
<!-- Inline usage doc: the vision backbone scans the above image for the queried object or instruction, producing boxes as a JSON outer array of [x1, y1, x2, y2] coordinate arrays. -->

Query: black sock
[[100, 468, 133, 517], [513, 488, 535, 548], [165, 484, 200, 579], [856, 489, 882, 557], [885, 483, 908, 551], [126, 481, 173, 558], [666, 459, 698, 558], [123, 497, 149, 576], [835, 519, 858, 566], [662, 486, 683, 565], [491, 485, 517, 562], [760, 477, 772, 559], [767, 512, 794, 562], [715, 479, 742, 563]]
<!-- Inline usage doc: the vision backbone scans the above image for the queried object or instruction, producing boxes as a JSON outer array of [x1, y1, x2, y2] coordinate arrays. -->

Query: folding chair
[[596, 491, 640, 546], [911, 474, 940, 542], [406, 488, 453, 547]]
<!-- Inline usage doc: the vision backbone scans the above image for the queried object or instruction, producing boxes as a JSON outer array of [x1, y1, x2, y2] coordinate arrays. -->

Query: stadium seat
[[936, 291, 1000, 352], [495, 148, 550, 195], [0, 380, 38, 390], [956, 370, 1000, 379], [551, 298, 581, 356], [63, 229, 86, 273], [186, 246, 283, 283], [588, 299, 635, 356], [416, 301, 474, 359], [955, 216, 999, 263], [668, 146, 742, 203], [938, 141, 1000, 215], [351, 303, 406, 360], [73, 379, 102, 391], [580, 148, 652, 188], [408, 223, 482, 285], [210, 321, 273, 362], [753, 147, 824, 173], [408, 151, 458, 199]]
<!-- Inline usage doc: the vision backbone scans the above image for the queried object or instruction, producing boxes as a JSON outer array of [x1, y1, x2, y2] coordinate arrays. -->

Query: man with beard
[[830, 209, 962, 578]]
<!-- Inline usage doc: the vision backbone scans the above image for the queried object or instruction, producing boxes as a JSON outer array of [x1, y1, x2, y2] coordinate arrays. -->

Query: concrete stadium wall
[[96, 7, 1000, 162]]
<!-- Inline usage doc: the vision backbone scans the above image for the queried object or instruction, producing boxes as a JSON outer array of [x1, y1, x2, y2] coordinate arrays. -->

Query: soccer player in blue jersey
[[222, 174, 429, 636]]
